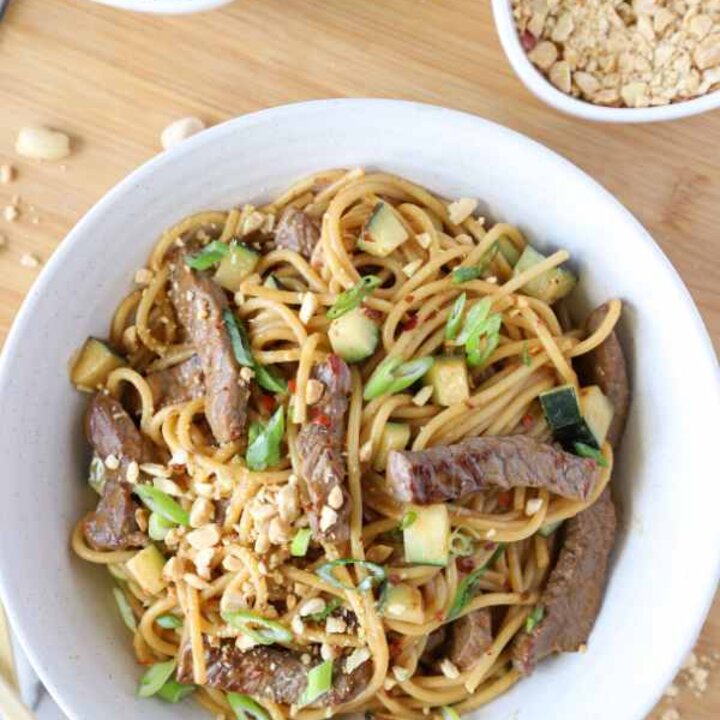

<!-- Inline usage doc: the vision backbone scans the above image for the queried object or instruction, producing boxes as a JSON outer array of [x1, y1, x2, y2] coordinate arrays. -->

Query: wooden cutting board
[[0, 0, 718, 717]]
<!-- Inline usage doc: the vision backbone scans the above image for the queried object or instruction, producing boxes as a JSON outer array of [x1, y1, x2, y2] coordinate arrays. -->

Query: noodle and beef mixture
[[70, 169, 629, 720]]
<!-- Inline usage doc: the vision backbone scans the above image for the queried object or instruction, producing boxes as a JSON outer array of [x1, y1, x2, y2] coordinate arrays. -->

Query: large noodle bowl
[[70, 169, 628, 720]]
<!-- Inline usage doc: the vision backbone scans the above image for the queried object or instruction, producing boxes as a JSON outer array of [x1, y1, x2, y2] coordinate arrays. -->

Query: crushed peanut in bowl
[[511, 0, 720, 108]]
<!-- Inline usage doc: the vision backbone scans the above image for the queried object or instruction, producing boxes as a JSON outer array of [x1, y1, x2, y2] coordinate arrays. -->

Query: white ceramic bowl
[[491, 0, 720, 122], [0, 99, 718, 720], [89, 0, 234, 15]]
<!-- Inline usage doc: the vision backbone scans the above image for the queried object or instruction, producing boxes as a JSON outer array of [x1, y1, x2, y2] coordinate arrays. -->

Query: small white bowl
[[0, 100, 718, 720], [491, 0, 720, 122], [88, 0, 234, 14]]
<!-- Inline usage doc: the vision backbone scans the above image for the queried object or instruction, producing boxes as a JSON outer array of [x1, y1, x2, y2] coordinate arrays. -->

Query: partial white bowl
[[88, 0, 234, 15], [0, 99, 718, 720], [491, 0, 720, 122]]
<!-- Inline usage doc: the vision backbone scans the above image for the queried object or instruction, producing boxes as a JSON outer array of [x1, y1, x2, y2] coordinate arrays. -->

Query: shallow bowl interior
[[0, 99, 718, 720], [491, 0, 720, 123]]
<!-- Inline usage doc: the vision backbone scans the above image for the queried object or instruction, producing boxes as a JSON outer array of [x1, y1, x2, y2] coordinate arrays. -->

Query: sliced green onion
[[525, 605, 545, 633], [326, 275, 381, 319], [148, 511, 176, 542], [156, 679, 195, 703], [447, 543, 506, 620], [185, 240, 230, 270], [255, 365, 288, 395], [156, 613, 183, 630], [444, 292, 467, 341], [398, 510, 417, 531], [539, 520, 563, 538], [246, 405, 285, 471], [221, 610, 293, 645], [455, 298, 492, 345], [386, 356, 435, 394], [290, 527, 312, 557], [133, 484, 189, 526], [309, 597, 342, 623], [223, 309, 255, 367], [227, 692, 270, 719], [112, 587, 137, 632], [522, 341, 532, 367], [441, 706, 462, 720], [573, 442, 609, 467], [224, 310, 288, 394], [316, 558, 387, 592], [452, 266, 483, 284], [138, 659, 177, 698], [363, 357, 403, 400], [298, 660, 333, 707], [466, 313, 502, 368], [449, 529, 475, 557]]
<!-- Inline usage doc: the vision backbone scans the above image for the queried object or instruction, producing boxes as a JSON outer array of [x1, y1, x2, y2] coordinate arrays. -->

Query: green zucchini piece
[[381, 583, 424, 624], [357, 202, 409, 258], [580, 386, 614, 448], [125, 545, 167, 596], [425, 355, 469, 406], [404, 504, 450, 567], [373, 422, 411, 471], [214, 243, 260, 292], [71, 337, 125, 391], [513, 245, 577, 303], [328, 307, 379, 363], [539, 384, 605, 450]]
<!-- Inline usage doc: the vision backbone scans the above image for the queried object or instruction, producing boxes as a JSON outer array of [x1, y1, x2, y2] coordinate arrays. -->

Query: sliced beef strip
[[83, 394, 155, 550], [273, 207, 320, 260], [575, 303, 630, 447], [419, 627, 447, 667], [176, 642, 371, 707], [295, 355, 352, 543], [512, 488, 617, 674], [386, 435, 601, 505], [169, 260, 249, 443], [447, 608, 493, 671], [144, 354, 204, 410]]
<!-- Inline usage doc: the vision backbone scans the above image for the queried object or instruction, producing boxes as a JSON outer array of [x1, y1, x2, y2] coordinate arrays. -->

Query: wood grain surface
[[0, 0, 718, 718]]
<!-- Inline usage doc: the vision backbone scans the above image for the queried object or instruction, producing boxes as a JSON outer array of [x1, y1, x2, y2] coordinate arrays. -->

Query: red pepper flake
[[389, 573, 401, 584], [520, 30, 537, 52], [521, 413, 534, 429], [497, 491, 512, 509], [328, 353, 343, 375], [456, 556, 475, 572], [504, 579, 513, 591], [435, 610, 445, 622], [288, 379, 297, 393], [310, 407, 331, 427], [483, 541, 496, 551], [426, 310, 437, 322], [406, 294, 415, 303], [258, 394, 276, 414], [363, 307, 383, 323], [402, 313, 419, 331]]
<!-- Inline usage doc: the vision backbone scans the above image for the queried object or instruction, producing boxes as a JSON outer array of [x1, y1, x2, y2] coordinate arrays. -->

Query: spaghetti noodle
[[70, 169, 623, 720]]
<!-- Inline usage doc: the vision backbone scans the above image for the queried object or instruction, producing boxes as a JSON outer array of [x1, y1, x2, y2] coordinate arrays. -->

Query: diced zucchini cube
[[404, 504, 449, 567], [425, 355, 469, 406], [71, 338, 125, 391], [125, 545, 167, 596], [373, 423, 411, 471], [214, 243, 260, 292], [357, 202, 409, 258]]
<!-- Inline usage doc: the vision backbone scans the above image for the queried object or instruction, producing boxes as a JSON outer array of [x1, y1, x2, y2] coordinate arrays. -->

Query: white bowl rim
[[491, 0, 720, 123], [0, 99, 718, 720], [87, 0, 234, 15]]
